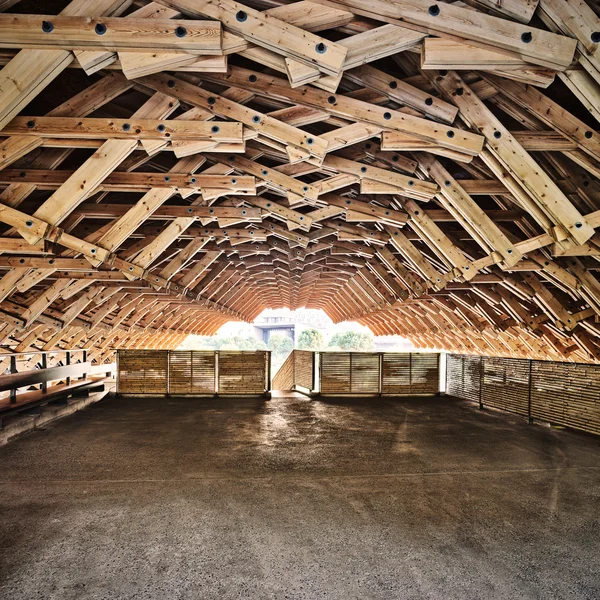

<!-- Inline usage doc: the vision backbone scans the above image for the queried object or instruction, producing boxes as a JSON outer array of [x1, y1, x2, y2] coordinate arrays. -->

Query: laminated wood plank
[[343, 64, 458, 124], [0, 0, 130, 129], [139, 73, 327, 161], [421, 37, 544, 71], [430, 71, 595, 246], [155, 0, 347, 76], [75, 2, 182, 75], [0, 15, 222, 54], [311, 0, 576, 70], [287, 24, 426, 91], [320, 155, 438, 201], [3, 117, 242, 141], [416, 153, 522, 266], [558, 68, 600, 125], [538, 0, 600, 71], [0, 170, 255, 191], [201, 66, 485, 156], [470, 0, 538, 23]]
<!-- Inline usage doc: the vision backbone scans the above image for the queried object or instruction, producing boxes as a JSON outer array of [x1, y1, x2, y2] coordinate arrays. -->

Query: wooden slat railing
[[272, 351, 439, 396], [116, 349, 271, 396], [272, 351, 294, 391], [446, 354, 600, 436], [319, 351, 440, 396], [0, 348, 114, 424], [271, 350, 315, 392]]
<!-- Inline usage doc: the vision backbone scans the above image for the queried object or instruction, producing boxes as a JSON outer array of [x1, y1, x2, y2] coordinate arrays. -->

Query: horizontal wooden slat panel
[[168, 350, 216, 395], [351, 352, 380, 393], [382, 353, 410, 394], [482, 356, 529, 416], [117, 350, 168, 395], [321, 352, 439, 395], [117, 350, 263, 395], [294, 350, 313, 390], [218, 350, 268, 395], [272, 351, 294, 391], [446, 354, 481, 403], [447, 354, 600, 436], [320, 352, 351, 394], [410, 353, 439, 394], [531, 361, 600, 436]]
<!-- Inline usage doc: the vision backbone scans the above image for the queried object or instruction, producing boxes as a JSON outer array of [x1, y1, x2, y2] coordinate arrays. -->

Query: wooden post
[[479, 356, 484, 410], [9, 354, 16, 404], [65, 351, 71, 387], [166, 350, 171, 397], [311, 351, 316, 394], [215, 351, 219, 397], [528, 360, 534, 424]]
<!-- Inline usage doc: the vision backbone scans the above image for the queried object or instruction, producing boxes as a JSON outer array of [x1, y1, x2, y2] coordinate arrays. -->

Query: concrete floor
[[1, 394, 599, 600]]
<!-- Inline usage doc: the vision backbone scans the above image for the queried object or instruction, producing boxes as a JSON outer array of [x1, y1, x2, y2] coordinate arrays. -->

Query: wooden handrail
[[0, 362, 91, 393], [0, 348, 89, 358]]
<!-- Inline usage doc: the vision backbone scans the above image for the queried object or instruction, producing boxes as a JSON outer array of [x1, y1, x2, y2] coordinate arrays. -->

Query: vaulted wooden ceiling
[[2, 0, 600, 363]]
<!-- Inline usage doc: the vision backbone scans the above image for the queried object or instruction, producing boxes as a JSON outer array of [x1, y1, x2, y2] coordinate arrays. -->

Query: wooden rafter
[[1, 0, 600, 365]]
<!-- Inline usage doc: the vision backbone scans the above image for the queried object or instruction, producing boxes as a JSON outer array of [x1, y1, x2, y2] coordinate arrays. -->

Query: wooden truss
[[2, 0, 600, 364]]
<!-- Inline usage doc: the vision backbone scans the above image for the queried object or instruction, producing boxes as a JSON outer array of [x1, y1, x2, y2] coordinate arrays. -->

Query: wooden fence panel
[[446, 353, 465, 399], [117, 350, 168, 395], [447, 354, 481, 403], [272, 351, 294, 391], [447, 353, 600, 436], [168, 350, 193, 395], [410, 353, 439, 394], [218, 351, 268, 395], [531, 361, 600, 435], [320, 352, 439, 395], [482, 356, 529, 416], [294, 350, 313, 390], [168, 351, 216, 395], [320, 352, 351, 394], [381, 353, 411, 394], [117, 350, 263, 395], [191, 351, 217, 394], [463, 355, 482, 404], [352, 353, 380, 393]]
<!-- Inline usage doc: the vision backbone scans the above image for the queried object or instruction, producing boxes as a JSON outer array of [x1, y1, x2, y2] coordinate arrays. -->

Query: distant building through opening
[[178, 308, 415, 353]]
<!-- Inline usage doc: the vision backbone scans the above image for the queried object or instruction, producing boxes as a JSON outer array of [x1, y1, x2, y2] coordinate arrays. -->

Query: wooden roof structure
[[2, 0, 600, 364]]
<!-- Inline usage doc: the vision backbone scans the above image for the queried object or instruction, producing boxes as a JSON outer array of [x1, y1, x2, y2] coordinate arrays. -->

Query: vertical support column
[[9, 354, 17, 404], [292, 349, 296, 391], [311, 351, 316, 393], [264, 350, 272, 399], [378, 352, 383, 397], [349, 352, 353, 394], [65, 351, 71, 387], [41, 352, 48, 393], [166, 350, 171, 397], [215, 350, 219, 396], [82, 350, 88, 380], [478, 356, 484, 410], [444, 353, 448, 395], [190, 350, 195, 395], [527, 359, 533, 424], [409, 352, 413, 395]]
